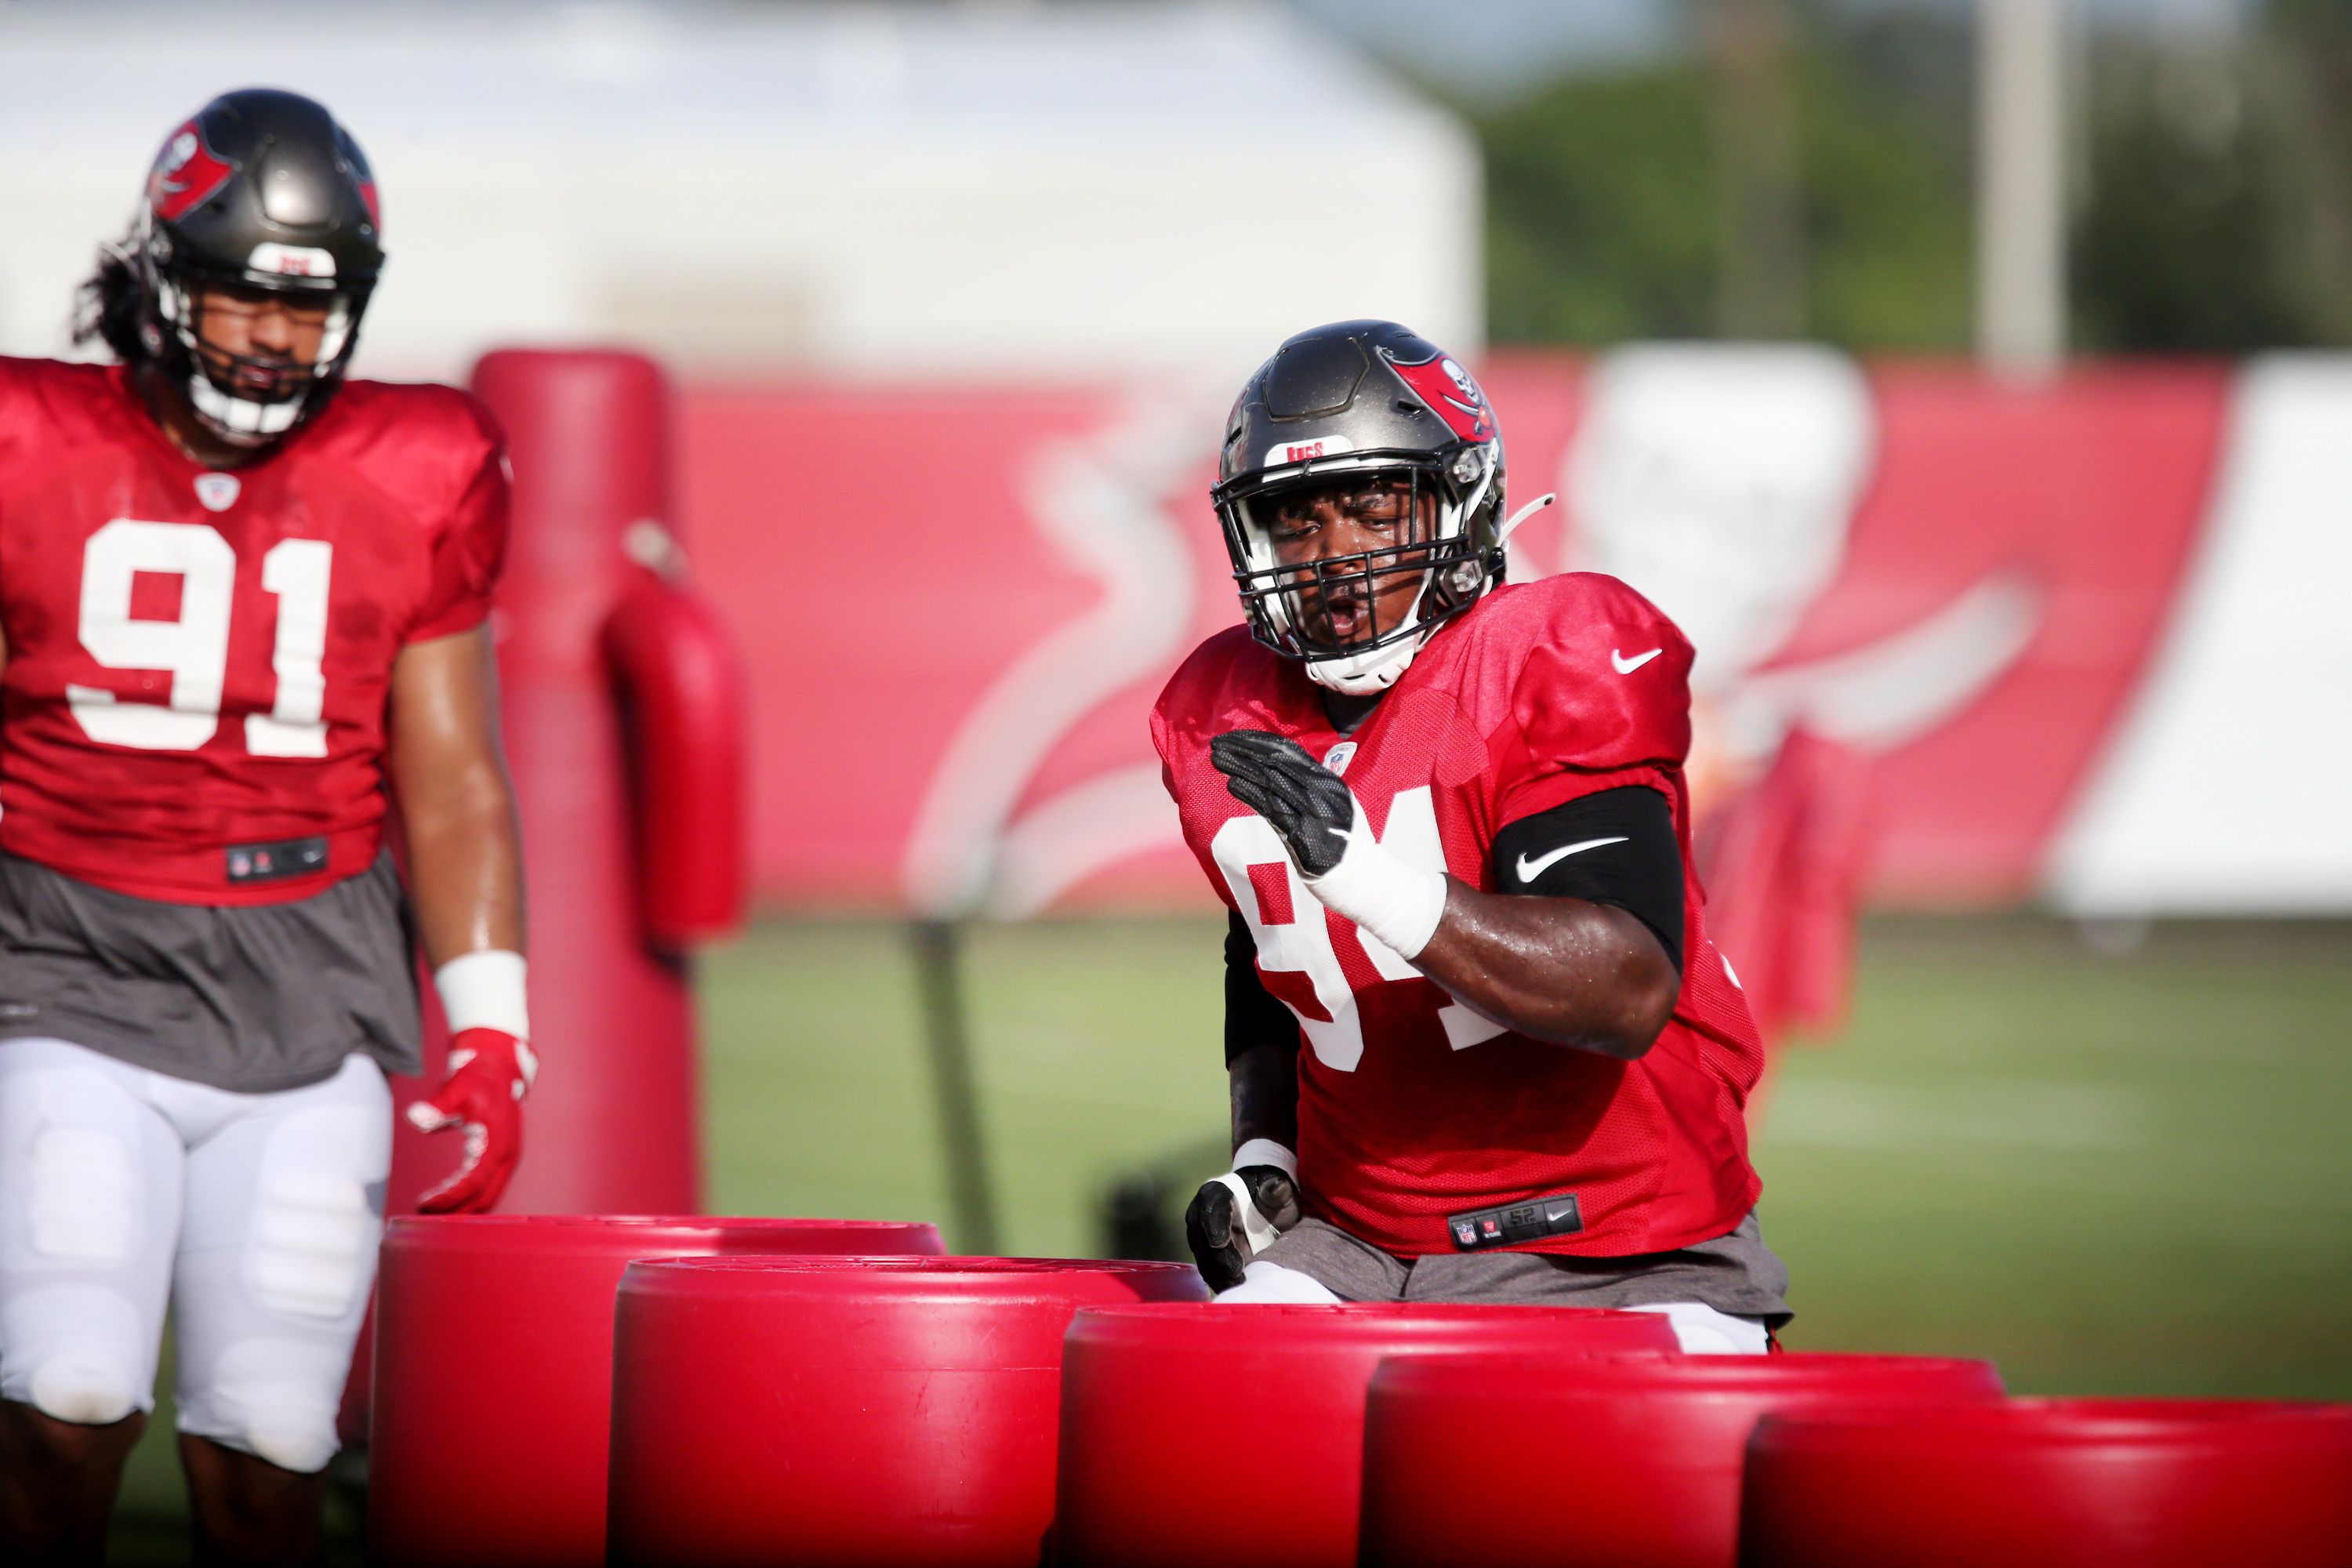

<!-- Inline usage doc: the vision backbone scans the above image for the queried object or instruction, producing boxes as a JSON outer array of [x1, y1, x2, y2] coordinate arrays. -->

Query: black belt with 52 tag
[[1448, 1192, 1584, 1250]]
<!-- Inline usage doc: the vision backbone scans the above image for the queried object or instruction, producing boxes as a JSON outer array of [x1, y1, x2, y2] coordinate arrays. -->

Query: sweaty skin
[[1261, 476, 1432, 652], [0, 287, 526, 1563], [1413, 892, 1676, 1060], [1240, 477, 1679, 1082], [387, 627, 528, 964]]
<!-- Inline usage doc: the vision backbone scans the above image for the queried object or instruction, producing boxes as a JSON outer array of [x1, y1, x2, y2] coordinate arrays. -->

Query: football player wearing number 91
[[0, 91, 532, 1563], [1152, 321, 1790, 1352]]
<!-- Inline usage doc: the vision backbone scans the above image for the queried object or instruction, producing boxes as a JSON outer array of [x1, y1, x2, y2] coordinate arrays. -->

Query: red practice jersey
[[1152, 573, 1766, 1258], [0, 358, 507, 905]]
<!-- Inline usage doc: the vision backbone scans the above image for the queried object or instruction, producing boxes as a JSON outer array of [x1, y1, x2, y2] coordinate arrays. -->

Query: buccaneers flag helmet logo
[[147, 119, 235, 224], [1381, 347, 1497, 442]]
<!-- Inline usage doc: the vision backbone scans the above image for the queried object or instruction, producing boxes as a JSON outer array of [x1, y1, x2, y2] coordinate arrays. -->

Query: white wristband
[[1232, 1138, 1298, 1181], [434, 949, 529, 1041], [1301, 797, 1448, 961]]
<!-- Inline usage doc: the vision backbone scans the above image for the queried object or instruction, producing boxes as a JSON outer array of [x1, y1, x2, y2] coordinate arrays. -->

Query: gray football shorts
[[1256, 1210, 1793, 1330], [0, 850, 420, 1093]]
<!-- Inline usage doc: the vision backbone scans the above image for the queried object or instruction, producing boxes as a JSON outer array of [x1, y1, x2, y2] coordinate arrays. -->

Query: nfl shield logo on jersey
[[194, 473, 241, 512]]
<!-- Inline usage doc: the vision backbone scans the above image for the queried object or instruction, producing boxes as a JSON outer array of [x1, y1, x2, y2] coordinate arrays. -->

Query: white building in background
[[0, 0, 1480, 381]]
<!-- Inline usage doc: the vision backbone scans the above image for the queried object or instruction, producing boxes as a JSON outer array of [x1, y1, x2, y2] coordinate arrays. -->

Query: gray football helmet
[[1212, 320, 1510, 695], [132, 89, 384, 447]]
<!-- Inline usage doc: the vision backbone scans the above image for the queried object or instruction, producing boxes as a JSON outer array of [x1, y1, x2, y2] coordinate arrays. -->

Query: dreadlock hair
[[74, 233, 149, 366]]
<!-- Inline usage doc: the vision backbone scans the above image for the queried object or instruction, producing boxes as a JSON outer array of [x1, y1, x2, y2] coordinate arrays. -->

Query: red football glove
[[406, 1027, 537, 1214]]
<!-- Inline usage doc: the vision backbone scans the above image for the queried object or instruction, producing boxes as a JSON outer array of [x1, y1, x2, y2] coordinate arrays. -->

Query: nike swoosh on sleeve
[[1611, 648, 1663, 673], [1514, 837, 1628, 882]]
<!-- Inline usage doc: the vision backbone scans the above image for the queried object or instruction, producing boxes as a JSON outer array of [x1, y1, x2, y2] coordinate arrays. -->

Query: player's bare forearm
[[1414, 884, 1678, 1060], [401, 766, 524, 967], [387, 627, 525, 966], [1228, 1038, 1299, 1156]]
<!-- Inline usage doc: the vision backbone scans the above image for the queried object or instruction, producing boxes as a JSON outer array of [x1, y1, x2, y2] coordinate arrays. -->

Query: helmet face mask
[[144, 249, 371, 444], [1213, 321, 1507, 695], [1218, 455, 1494, 684], [130, 90, 384, 449]]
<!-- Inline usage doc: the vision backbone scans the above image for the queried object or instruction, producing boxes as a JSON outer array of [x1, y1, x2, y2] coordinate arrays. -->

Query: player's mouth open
[[227, 362, 295, 396], [1316, 586, 1376, 644]]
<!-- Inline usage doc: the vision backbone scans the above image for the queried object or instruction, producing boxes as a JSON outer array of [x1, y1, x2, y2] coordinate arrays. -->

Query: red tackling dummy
[[367, 1216, 944, 1568], [1051, 1301, 1680, 1568], [1741, 1398, 2352, 1566], [1359, 1350, 2005, 1567], [604, 1257, 1207, 1568]]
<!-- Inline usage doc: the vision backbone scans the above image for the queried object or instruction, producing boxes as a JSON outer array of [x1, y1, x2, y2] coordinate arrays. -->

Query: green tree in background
[[1473, 6, 1973, 350], [1481, 67, 1723, 344], [1464, 0, 2352, 354], [2072, 8, 2352, 353]]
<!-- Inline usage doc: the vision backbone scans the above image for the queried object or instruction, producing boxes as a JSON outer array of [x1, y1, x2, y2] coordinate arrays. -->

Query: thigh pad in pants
[[0, 1039, 181, 1425], [172, 1054, 391, 1474]]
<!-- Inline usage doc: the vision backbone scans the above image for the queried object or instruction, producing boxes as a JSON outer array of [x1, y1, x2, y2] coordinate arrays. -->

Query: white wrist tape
[[1213, 1174, 1283, 1257], [1232, 1138, 1298, 1181], [434, 949, 530, 1041], [1302, 797, 1448, 961], [1223, 1142, 1298, 1260], [1217, 1140, 1298, 1259]]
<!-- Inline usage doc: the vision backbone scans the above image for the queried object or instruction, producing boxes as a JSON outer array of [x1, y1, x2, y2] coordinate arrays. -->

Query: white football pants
[[0, 1037, 390, 1473], [1216, 1260, 1773, 1354]]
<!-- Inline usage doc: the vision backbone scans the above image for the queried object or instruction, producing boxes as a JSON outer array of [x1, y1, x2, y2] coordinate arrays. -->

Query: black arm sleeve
[[1224, 908, 1299, 1066], [1490, 786, 1686, 973]]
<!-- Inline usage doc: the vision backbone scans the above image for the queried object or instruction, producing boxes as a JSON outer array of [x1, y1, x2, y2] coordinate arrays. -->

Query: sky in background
[[1287, 0, 2258, 102]]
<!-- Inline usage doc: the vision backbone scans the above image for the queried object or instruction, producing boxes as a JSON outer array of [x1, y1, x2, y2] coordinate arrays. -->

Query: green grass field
[[694, 913, 2352, 1398], [107, 913, 2352, 1558]]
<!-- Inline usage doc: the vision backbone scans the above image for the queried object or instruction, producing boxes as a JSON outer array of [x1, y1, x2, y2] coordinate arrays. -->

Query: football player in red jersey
[[1154, 321, 1790, 1351], [0, 90, 532, 1563]]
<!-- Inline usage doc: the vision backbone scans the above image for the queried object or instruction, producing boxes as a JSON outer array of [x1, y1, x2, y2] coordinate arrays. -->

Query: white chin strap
[[1306, 564, 1439, 695], [1305, 633, 1423, 695]]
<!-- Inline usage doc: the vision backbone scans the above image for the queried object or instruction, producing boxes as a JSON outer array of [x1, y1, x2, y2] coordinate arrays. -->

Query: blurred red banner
[[670, 352, 2242, 916]]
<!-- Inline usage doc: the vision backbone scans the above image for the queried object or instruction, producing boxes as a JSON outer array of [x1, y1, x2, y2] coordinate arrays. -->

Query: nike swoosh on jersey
[[1611, 647, 1663, 673], [1514, 837, 1628, 882], [1546, 1204, 1575, 1224]]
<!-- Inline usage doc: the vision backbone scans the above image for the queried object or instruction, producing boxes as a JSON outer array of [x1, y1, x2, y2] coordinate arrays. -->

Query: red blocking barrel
[[1359, 1351, 2005, 1568], [1053, 1303, 1682, 1568], [368, 1215, 942, 1567], [605, 1255, 1210, 1568], [1741, 1398, 2352, 1567]]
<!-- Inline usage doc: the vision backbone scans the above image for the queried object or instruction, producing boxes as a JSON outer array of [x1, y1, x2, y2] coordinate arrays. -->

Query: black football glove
[[1184, 1162, 1303, 1293], [1209, 730, 1355, 879]]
